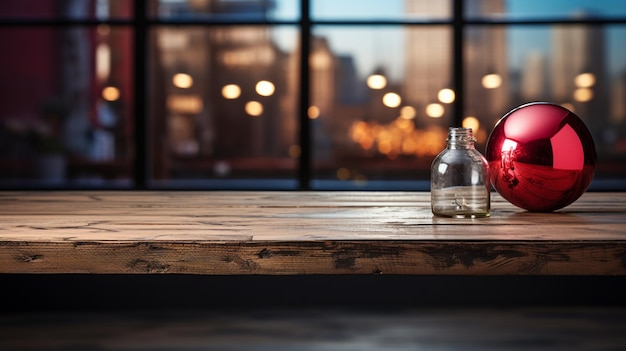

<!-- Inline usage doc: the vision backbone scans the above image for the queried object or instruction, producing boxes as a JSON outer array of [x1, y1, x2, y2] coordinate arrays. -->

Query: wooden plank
[[1, 191, 625, 275], [0, 191, 624, 241], [2, 240, 625, 275]]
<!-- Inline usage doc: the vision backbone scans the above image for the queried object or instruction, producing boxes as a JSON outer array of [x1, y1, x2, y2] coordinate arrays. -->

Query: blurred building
[[153, 0, 299, 179], [551, 13, 607, 136], [520, 51, 548, 102], [404, 1, 453, 127], [404, 0, 507, 143], [463, 0, 509, 130], [612, 73, 626, 124]]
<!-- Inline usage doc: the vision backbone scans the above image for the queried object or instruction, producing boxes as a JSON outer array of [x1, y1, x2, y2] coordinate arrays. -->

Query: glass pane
[[312, 0, 452, 20], [0, 27, 134, 188], [466, 0, 626, 20], [465, 25, 626, 185], [0, 0, 132, 19], [150, 0, 299, 21], [311, 26, 452, 189], [149, 26, 299, 188]]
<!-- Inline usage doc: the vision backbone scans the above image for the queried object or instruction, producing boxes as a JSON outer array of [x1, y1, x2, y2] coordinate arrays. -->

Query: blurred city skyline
[[2, 0, 625, 188], [268, 0, 626, 82]]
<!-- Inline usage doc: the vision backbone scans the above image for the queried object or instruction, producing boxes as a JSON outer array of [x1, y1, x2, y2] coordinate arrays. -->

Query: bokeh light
[[102, 86, 120, 101], [437, 88, 455, 104], [462, 116, 480, 132], [245, 101, 263, 116], [366, 74, 387, 90], [172, 73, 193, 89], [575, 73, 595, 88], [400, 106, 416, 120], [382, 92, 401, 108], [308, 106, 320, 119], [255, 80, 275, 96], [222, 84, 241, 99], [426, 103, 444, 118], [573, 87, 593, 102], [481, 73, 502, 89]]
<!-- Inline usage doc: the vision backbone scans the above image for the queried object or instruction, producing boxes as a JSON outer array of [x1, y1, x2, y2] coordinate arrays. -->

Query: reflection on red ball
[[485, 102, 596, 212]]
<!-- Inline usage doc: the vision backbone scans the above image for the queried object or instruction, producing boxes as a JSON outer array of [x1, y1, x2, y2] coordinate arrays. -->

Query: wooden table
[[3, 191, 626, 350], [1, 191, 625, 275]]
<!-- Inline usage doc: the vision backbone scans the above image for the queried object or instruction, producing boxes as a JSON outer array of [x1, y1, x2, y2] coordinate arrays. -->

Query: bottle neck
[[447, 127, 475, 149]]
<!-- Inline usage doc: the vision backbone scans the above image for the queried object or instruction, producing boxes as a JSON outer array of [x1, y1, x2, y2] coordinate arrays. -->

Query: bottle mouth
[[447, 127, 476, 142]]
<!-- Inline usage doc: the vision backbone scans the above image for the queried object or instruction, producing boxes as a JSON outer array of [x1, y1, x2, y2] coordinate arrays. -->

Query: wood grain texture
[[1, 191, 625, 275]]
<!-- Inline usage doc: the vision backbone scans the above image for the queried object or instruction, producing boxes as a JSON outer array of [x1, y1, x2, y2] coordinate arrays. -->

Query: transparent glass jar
[[431, 127, 490, 218]]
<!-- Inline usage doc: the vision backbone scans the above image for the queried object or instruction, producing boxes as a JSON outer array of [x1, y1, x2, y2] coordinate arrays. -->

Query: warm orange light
[[308, 106, 320, 119], [167, 95, 203, 114], [311, 52, 332, 69], [245, 101, 263, 116], [382, 92, 401, 108], [462, 116, 480, 132], [348, 120, 447, 157], [366, 74, 387, 90], [482, 73, 502, 89], [400, 106, 416, 120], [575, 73, 595, 88], [222, 84, 241, 99], [402, 138, 417, 154], [425, 103, 444, 118], [394, 117, 413, 132], [172, 73, 193, 89], [573, 88, 593, 102], [255, 80, 275, 96], [377, 140, 393, 154], [437, 88, 455, 104], [102, 86, 120, 101]]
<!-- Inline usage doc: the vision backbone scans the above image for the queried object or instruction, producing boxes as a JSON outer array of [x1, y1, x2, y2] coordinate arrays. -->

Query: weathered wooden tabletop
[[1, 191, 625, 275]]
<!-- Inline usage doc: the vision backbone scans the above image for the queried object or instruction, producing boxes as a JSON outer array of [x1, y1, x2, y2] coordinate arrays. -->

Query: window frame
[[1, 0, 626, 190]]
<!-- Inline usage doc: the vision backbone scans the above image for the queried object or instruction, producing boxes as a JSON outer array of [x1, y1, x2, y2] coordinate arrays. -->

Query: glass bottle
[[431, 127, 490, 218]]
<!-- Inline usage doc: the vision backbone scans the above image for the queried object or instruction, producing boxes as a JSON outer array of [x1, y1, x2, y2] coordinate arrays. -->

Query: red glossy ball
[[485, 102, 596, 212]]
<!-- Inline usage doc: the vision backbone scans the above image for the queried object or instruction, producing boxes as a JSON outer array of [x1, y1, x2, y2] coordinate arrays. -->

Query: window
[[1, 0, 625, 190], [0, 0, 134, 188]]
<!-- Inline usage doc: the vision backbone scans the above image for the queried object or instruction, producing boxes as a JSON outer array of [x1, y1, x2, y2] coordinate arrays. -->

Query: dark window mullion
[[453, 0, 464, 127], [299, 0, 311, 190], [134, 0, 147, 189]]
